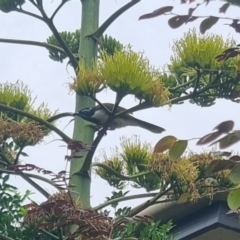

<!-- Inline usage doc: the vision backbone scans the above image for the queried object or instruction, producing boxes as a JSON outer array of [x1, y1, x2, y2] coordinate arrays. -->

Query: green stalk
[[69, 0, 99, 207]]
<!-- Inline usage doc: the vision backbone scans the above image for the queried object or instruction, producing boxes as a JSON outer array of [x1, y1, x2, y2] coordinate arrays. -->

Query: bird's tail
[[133, 118, 165, 134]]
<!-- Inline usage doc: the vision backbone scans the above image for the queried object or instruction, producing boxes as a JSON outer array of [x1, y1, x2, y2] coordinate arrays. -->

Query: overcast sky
[[1, 0, 240, 211]]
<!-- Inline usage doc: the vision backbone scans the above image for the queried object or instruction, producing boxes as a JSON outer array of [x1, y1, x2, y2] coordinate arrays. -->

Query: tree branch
[[0, 104, 72, 143], [93, 192, 157, 211], [91, 0, 141, 38], [0, 38, 66, 55], [93, 162, 152, 181]]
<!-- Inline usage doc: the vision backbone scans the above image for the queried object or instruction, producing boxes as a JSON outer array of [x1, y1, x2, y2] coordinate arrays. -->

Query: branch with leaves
[[138, 2, 240, 34]]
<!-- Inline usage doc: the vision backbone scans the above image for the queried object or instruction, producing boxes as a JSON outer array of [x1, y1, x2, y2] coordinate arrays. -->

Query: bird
[[215, 44, 240, 62], [73, 103, 165, 134]]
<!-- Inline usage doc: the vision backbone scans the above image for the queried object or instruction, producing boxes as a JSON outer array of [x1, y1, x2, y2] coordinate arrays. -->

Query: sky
[[1, 0, 240, 213]]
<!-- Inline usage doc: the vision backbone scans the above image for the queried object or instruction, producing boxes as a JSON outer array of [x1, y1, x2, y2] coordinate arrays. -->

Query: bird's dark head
[[73, 107, 94, 118], [79, 108, 95, 117], [73, 107, 99, 124]]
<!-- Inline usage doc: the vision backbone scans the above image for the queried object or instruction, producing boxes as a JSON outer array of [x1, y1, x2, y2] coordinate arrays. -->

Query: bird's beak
[[72, 112, 80, 117]]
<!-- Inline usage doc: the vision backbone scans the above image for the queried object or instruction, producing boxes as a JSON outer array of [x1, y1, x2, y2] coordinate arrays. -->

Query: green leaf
[[210, 131, 240, 149], [200, 16, 219, 34], [154, 135, 177, 153], [124, 238, 138, 240], [169, 140, 188, 161], [168, 15, 189, 29], [0, 0, 25, 13], [229, 155, 240, 161], [70, 224, 79, 234], [227, 189, 240, 210], [212, 151, 232, 157], [139, 6, 174, 20], [219, 3, 230, 13], [213, 120, 234, 134], [197, 131, 222, 145], [229, 164, 240, 184], [3, 174, 10, 184], [206, 160, 236, 175], [20, 152, 29, 157], [178, 193, 191, 204]]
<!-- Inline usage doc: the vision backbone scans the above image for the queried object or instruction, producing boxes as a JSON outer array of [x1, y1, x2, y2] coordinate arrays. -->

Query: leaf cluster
[[46, 30, 123, 63], [0, 173, 29, 239], [112, 220, 174, 240], [138, 1, 240, 34], [0, 0, 25, 13]]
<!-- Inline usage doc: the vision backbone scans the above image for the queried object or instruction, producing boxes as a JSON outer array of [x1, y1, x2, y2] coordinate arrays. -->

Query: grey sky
[[1, 0, 240, 210]]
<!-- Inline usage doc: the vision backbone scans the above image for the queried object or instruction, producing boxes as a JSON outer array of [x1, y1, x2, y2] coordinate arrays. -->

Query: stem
[[0, 150, 49, 197], [33, 2, 78, 70], [14, 145, 24, 165], [29, 0, 41, 9], [40, 230, 59, 240], [0, 38, 66, 55], [14, 8, 44, 21], [69, 0, 100, 207], [93, 162, 152, 181], [90, 96, 111, 113], [91, 0, 141, 38], [169, 72, 223, 105], [0, 104, 72, 143], [193, 69, 200, 94], [17, 171, 50, 198], [51, 0, 69, 20], [47, 112, 74, 122], [126, 186, 173, 217], [115, 102, 151, 118], [165, 12, 236, 21], [0, 168, 61, 190], [93, 193, 157, 211], [46, 20, 78, 70], [0, 234, 14, 240], [57, 228, 63, 240], [169, 78, 196, 92]]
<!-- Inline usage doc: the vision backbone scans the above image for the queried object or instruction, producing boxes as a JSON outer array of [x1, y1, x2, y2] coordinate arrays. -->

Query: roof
[[138, 192, 240, 239]]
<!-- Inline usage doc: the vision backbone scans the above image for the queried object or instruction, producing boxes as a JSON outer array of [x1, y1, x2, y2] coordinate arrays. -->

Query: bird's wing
[[102, 103, 133, 114], [123, 114, 165, 133]]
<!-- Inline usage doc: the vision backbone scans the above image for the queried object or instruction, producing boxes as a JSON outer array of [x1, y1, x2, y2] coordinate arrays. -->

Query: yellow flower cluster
[[70, 61, 105, 96]]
